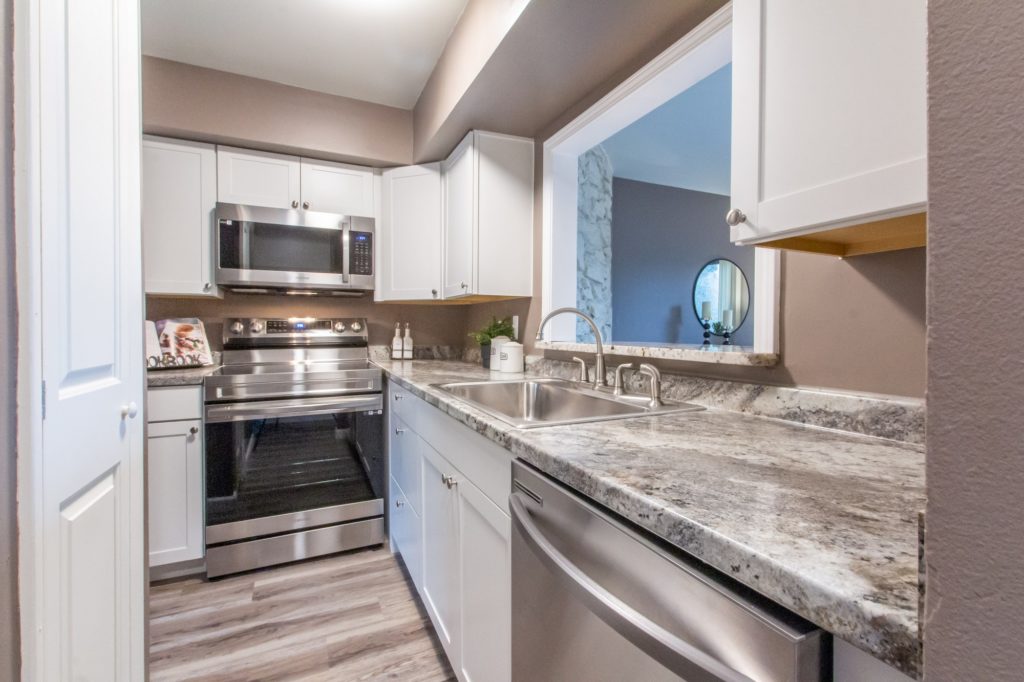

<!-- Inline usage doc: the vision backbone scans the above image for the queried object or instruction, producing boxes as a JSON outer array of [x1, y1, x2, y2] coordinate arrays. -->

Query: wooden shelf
[[757, 212, 926, 257]]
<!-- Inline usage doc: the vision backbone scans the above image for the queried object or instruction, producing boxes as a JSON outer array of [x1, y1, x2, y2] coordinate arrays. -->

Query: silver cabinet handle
[[509, 494, 751, 682], [395, 499, 404, 508], [291, 200, 299, 208], [460, 282, 468, 289], [203, 282, 212, 292], [441, 474, 458, 489], [394, 393, 403, 401], [431, 289, 438, 298], [303, 201, 310, 209], [189, 426, 199, 435], [725, 208, 746, 226], [394, 428, 405, 435]]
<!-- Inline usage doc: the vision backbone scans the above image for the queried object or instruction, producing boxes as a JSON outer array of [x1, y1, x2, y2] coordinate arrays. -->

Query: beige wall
[[143, 57, 413, 166], [924, 1, 1024, 679], [146, 293, 470, 351], [1, 0, 20, 674]]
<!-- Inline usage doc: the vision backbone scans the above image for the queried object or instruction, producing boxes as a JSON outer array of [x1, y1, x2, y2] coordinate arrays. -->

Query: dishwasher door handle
[[509, 493, 753, 682]]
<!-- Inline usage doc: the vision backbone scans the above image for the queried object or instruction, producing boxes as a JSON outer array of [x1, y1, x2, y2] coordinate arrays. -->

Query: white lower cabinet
[[388, 380, 511, 682], [146, 387, 204, 568]]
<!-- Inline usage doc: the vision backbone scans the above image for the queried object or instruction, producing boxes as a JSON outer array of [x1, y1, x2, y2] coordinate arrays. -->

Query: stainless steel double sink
[[433, 378, 703, 429]]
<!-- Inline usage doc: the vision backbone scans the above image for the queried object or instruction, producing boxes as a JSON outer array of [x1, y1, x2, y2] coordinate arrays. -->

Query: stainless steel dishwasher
[[510, 462, 827, 682]]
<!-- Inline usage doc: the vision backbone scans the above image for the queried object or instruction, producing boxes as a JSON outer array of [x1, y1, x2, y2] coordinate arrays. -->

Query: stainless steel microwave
[[215, 202, 374, 294]]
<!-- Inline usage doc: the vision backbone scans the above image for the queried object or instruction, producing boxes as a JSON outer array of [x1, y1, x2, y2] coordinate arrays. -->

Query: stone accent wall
[[576, 145, 614, 342]]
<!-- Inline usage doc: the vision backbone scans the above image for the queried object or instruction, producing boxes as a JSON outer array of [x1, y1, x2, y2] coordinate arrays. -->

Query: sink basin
[[433, 378, 703, 429]]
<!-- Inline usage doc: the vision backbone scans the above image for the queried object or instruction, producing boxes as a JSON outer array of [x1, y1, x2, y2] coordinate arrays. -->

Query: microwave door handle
[[240, 221, 252, 270], [509, 494, 752, 682], [342, 223, 350, 284]]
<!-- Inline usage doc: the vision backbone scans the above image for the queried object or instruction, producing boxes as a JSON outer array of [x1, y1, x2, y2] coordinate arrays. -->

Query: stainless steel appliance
[[510, 462, 827, 681], [203, 317, 384, 578], [215, 202, 375, 294]]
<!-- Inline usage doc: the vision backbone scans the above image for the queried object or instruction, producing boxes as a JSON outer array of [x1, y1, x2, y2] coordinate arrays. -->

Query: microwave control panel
[[350, 231, 373, 275]]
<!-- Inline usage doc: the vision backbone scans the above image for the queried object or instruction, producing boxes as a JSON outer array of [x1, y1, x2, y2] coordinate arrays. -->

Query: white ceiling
[[601, 64, 732, 196], [141, 0, 469, 109]]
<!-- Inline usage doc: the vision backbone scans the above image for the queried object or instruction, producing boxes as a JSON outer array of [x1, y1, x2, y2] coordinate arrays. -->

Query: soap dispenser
[[402, 323, 414, 360], [391, 323, 403, 360]]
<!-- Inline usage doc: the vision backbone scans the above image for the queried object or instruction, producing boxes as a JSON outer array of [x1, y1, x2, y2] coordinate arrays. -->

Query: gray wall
[[1, 0, 20, 674], [924, 1, 1024, 679], [611, 179, 753, 346]]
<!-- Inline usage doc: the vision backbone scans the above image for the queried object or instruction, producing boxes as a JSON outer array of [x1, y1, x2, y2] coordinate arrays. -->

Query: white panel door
[[217, 145, 301, 209], [377, 164, 442, 301], [442, 133, 477, 299], [34, 0, 145, 677], [142, 136, 218, 296], [458, 479, 511, 682], [420, 444, 461, 661], [147, 420, 204, 567], [730, 0, 927, 243], [300, 159, 376, 216], [476, 132, 534, 298]]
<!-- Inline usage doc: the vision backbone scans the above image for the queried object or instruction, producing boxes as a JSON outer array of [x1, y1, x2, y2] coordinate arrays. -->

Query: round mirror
[[692, 259, 750, 338]]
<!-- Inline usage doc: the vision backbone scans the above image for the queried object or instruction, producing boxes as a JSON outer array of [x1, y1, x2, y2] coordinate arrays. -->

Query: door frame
[[540, 2, 780, 356]]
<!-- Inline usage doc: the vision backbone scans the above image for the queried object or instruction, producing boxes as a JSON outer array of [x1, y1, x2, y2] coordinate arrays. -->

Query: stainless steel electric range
[[203, 317, 384, 578]]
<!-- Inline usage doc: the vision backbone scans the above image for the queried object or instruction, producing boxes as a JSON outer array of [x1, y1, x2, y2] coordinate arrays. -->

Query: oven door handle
[[205, 394, 382, 423]]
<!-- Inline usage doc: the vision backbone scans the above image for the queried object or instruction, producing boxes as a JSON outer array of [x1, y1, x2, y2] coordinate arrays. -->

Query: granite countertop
[[147, 364, 221, 387], [374, 359, 925, 677]]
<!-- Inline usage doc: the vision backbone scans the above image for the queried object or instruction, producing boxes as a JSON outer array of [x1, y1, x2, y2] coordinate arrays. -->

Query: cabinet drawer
[[147, 386, 202, 423], [390, 414, 422, 515], [390, 476, 422, 590], [389, 380, 412, 420]]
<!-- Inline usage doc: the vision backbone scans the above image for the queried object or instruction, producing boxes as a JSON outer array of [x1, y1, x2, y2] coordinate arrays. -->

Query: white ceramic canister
[[499, 341, 524, 374], [489, 335, 511, 368]]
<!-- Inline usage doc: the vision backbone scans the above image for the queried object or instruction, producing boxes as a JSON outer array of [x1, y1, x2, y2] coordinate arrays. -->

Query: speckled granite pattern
[[536, 339, 779, 366], [147, 362, 221, 387], [367, 344, 464, 363], [374, 360, 925, 677], [529, 356, 925, 444]]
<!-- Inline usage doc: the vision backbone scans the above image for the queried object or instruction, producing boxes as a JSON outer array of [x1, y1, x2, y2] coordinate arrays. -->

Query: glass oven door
[[204, 394, 384, 540]]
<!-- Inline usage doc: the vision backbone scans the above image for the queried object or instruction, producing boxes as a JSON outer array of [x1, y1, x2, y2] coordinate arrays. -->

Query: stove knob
[[250, 321, 264, 334], [229, 321, 245, 335], [349, 321, 363, 333], [333, 321, 347, 333]]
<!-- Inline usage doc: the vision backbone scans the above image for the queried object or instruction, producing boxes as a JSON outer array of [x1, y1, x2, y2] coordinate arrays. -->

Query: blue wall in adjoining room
[[610, 178, 755, 346]]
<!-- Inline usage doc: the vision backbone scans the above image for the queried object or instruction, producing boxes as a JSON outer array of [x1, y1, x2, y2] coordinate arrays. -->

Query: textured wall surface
[[924, 1, 1024, 679], [611, 179, 751, 346], [1, 0, 20, 672], [575, 145, 614, 343]]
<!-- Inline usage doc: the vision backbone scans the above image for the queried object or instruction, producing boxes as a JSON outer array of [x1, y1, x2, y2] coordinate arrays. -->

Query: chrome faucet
[[536, 307, 607, 388], [613, 362, 637, 396], [638, 363, 663, 408]]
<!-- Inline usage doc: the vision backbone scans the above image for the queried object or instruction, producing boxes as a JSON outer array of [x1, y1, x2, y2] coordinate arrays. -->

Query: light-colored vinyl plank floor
[[149, 548, 455, 681]]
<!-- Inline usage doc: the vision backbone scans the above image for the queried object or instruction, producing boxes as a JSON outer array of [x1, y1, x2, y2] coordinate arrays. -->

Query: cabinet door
[[476, 132, 534, 298], [730, 0, 926, 243], [420, 444, 461, 661], [389, 476, 423, 590], [377, 164, 443, 301], [442, 133, 476, 299], [300, 158, 376, 216], [458, 478, 511, 682], [216, 145, 301, 209], [147, 419, 204, 567], [390, 414, 423, 514], [142, 137, 218, 297]]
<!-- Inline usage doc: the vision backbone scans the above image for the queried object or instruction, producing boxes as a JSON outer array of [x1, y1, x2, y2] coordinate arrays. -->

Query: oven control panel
[[224, 317, 369, 344]]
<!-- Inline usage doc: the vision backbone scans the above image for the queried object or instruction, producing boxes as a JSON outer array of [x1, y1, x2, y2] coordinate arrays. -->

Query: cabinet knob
[[394, 428, 406, 435], [203, 282, 212, 292], [442, 474, 458, 489], [394, 393, 403, 401], [725, 208, 747, 226], [395, 499, 404, 508], [460, 282, 468, 289], [303, 201, 310, 209], [120, 402, 138, 420], [431, 289, 438, 298], [189, 426, 199, 435], [291, 200, 299, 208]]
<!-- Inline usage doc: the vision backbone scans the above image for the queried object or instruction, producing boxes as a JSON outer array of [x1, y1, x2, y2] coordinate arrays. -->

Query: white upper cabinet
[[442, 131, 534, 300], [216, 145, 301, 209], [378, 164, 443, 301], [730, 0, 927, 243], [143, 136, 219, 297], [300, 158, 376, 216]]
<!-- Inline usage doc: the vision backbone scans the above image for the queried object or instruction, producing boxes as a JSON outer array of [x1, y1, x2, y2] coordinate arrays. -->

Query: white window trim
[[540, 2, 780, 360]]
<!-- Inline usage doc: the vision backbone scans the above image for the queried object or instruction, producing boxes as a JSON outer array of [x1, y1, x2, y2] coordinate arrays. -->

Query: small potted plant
[[468, 316, 516, 368]]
